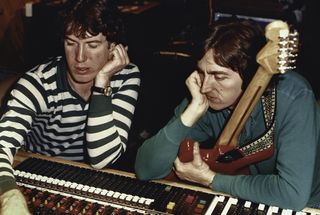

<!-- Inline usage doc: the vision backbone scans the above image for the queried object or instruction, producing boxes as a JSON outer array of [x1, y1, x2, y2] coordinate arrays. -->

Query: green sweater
[[135, 71, 320, 211]]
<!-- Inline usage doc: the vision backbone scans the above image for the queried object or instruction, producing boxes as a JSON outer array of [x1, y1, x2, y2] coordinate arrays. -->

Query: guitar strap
[[239, 83, 276, 157]]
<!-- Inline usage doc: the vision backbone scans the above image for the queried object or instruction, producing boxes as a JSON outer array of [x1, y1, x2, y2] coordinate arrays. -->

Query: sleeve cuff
[[89, 95, 112, 115], [0, 176, 18, 195], [211, 173, 234, 193]]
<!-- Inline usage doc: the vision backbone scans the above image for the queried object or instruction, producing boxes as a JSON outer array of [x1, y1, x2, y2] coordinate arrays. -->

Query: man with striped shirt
[[0, 0, 140, 214]]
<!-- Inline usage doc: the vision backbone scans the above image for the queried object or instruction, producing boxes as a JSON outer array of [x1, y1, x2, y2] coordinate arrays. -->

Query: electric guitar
[[166, 20, 299, 181]]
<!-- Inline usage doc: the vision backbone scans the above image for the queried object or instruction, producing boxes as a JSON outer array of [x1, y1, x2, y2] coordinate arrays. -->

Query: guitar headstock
[[256, 20, 299, 75]]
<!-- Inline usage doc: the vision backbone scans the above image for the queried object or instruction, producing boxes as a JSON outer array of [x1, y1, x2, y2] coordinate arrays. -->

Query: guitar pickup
[[216, 148, 244, 163]]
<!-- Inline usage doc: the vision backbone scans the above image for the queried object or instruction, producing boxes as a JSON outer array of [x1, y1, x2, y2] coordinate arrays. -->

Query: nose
[[200, 75, 212, 94], [76, 45, 87, 62]]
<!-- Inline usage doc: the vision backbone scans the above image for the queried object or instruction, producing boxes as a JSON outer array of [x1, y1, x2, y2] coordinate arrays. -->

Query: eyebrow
[[197, 67, 228, 75], [65, 36, 104, 44]]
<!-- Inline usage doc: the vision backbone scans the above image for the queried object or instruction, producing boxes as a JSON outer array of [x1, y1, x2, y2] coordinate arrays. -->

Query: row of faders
[[14, 157, 214, 214], [14, 157, 315, 215]]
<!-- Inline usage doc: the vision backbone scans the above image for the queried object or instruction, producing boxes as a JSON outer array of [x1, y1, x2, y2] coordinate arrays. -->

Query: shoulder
[[14, 57, 65, 95], [24, 56, 64, 81], [277, 71, 315, 101], [275, 71, 318, 118]]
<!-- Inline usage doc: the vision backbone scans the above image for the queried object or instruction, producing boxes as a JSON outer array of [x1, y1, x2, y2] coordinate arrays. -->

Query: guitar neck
[[216, 66, 274, 146]]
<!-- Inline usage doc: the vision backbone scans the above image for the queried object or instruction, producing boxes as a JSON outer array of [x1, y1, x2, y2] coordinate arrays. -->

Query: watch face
[[104, 86, 112, 96]]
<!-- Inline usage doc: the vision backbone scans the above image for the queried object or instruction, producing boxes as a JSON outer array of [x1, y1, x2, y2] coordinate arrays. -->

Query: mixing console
[[14, 156, 320, 215]]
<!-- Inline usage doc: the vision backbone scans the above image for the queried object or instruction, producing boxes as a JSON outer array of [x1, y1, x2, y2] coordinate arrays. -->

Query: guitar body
[[179, 139, 251, 175], [165, 139, 274, 182]]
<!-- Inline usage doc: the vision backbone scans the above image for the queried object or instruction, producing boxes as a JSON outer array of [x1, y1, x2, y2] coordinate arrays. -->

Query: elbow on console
[[278, 188, 310, 211]]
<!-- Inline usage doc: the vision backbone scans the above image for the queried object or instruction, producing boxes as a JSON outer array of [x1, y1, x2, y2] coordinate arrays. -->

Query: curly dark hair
[[203, 19, 266, 89], [59, 0, 127, 45]]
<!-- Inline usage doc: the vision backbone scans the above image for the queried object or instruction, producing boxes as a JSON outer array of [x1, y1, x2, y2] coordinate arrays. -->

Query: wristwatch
[[92, 86, 112, 96]]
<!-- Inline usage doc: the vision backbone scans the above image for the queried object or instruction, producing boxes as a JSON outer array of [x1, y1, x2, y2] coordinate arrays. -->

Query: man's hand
[[0, 189, 30, 215], [173, 142, 215, 187], [181, 71, 209, 127], [95, 43, 130, 87]]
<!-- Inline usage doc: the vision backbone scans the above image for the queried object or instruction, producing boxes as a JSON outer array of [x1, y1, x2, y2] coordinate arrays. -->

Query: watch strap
[[92, 86, 112, 96]]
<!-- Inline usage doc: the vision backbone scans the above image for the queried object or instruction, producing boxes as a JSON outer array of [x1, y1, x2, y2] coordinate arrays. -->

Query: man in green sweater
[[135, 19, 320, 211]]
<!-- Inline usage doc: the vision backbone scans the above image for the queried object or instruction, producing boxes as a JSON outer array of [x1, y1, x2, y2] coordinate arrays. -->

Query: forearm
[[211, 137, 315, 211], [135, 117, 191, 180], [212, 172, 311, 211], [86, 95, 126, 168], [181, 100, 207, 127], [87, 70, 140, 168]]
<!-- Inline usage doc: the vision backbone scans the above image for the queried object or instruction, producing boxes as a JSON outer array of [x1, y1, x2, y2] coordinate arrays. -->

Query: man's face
[[64, 32, 111, 85], [197, 49, 243, 110]]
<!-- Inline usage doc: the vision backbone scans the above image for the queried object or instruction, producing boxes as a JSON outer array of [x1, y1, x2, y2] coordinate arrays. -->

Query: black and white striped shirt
[[0, 56, 140, 191]]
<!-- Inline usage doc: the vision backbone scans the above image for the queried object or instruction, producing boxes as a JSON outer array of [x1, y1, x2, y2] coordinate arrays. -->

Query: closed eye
[[65, 39, 76, 46], [214, 74, 228, 81], [87, 42, 100, 49]]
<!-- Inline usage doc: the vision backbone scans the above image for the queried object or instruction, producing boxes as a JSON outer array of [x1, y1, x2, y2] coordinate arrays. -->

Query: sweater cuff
[[163, 117, 192, 146], [0, 176, 18, 195], [211, 173, 233, 193], [89, 95, 112, 115]]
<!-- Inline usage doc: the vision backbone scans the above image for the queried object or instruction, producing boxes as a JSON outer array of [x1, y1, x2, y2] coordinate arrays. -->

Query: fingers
[[174, 156, 182, 167], [99, 43, 129, 76], [186, 70, 199, 86], [192, 142, 203, 165], [186, 71, 203, 98], [174, 142, 201, 171], [111, 43, 130, 65], [194, 70, 202, 87], [173, 157, 186, 180], [190, 70, 202, 85]]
